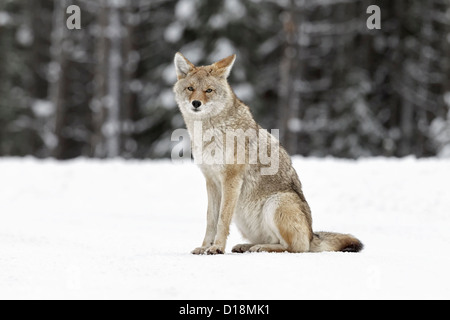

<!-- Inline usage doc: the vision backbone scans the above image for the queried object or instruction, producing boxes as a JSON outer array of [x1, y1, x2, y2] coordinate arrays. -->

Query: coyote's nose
[[192, 100, 202, 109]]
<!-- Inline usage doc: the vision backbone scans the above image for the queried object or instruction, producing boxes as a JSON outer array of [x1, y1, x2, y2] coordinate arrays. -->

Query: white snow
[[16, 25, 33, 46], [175, 0, 197, 21], [32, 100, 55, 118], [164, 22, 183, 43], [162, 63, 177, 84], [209, 38, 236, 62], [208, 14, 227, 29], [224, 0, 247, 20], [0, 157, 449, 299], [444, 92, 450, 107], [0, 11, 12, 26], [288, 118, 302, 133], [233, 83, 254, 101], [159, 89, 176, 109], [179, 41, 204, 65]]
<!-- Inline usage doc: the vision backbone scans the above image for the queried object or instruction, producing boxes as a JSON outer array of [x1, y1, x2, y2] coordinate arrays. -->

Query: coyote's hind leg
[[264, 193, 313, 253]]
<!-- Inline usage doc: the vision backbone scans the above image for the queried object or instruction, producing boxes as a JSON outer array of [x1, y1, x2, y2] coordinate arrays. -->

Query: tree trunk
[[105, 4, 122, 158], [91, 0, 108, 157], [121, 2, 139, 158], [277, 0, 298, 155], [91, 0, 123, 158], [49, 0, 69, 159]]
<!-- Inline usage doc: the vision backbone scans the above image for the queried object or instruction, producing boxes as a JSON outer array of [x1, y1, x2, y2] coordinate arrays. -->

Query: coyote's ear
[[212, 54, 236, 79], [174, 52, 195, 80]]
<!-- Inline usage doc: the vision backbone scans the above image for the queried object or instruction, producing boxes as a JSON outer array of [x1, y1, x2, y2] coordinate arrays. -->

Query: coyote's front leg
[[191, 179, 221, 255], [206, 166, 244, 255]]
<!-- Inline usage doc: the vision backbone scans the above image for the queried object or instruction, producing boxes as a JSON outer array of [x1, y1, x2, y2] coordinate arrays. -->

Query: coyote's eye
[[205, 88, 213, 93], [187, 87, 194, 91]]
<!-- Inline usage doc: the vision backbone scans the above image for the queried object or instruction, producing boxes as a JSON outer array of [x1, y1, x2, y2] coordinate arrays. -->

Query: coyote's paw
[[206, 245, 225, 255], [191, 246, 208, 255], [248, 245, 265, 252], [232, 243, 254, 253]]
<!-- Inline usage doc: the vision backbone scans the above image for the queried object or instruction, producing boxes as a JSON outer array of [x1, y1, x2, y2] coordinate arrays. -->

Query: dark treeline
[[0, 0, 449, 159]]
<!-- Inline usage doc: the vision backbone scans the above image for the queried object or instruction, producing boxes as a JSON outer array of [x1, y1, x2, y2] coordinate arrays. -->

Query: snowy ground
[[0, 157, 449, 300]]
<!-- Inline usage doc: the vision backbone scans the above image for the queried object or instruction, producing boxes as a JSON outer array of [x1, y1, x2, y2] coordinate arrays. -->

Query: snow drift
[[0, 157, 449, 299]]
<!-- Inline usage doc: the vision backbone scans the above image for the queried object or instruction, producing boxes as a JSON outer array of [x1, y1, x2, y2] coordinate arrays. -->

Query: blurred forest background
[[0, 0, 449, 160]]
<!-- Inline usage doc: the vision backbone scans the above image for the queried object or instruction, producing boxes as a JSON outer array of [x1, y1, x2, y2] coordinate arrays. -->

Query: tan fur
[[173, 52, 363, 254], [274, 193, 312, 252]]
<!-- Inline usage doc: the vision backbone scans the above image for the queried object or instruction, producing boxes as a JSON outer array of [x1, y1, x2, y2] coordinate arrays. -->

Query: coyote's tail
[[310, 232, 363, 253]]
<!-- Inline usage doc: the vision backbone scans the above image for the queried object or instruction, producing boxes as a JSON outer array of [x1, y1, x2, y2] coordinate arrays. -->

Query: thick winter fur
[[173, 52, 363, 254]]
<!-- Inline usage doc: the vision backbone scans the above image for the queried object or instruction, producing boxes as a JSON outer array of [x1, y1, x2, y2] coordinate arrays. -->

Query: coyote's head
[[173, 52, 236, 119]]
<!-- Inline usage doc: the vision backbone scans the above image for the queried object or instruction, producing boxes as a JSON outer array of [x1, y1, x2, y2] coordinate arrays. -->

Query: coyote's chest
[[190, 124, 229, 167]]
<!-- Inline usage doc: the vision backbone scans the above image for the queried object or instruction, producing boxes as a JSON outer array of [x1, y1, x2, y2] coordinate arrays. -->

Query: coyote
[[173, 52, 363, 254]]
